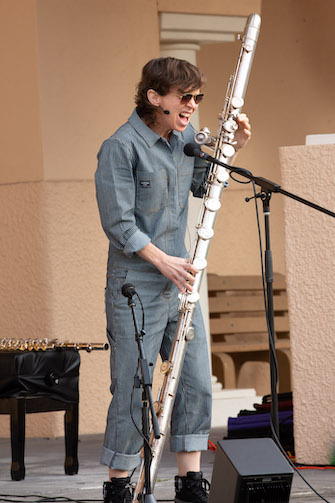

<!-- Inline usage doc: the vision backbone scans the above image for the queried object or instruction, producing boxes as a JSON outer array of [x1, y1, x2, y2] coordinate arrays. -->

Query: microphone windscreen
[[122, 283, 136, 298], [183, 143, 197, 157]]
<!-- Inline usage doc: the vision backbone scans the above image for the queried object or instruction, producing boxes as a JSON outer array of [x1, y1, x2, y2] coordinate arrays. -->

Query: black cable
[[229, 166, 253, 184], [134, 292, 145, 333], [128, 291, 153, 456], [0, 496, 102, 503], [130, 359, 153, 455], [0, 497, 175, 503], [270, 423, 332, 503], [249, 180, 331, 503]]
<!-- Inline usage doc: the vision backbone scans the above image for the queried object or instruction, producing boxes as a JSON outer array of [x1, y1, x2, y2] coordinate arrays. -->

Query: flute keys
[[161, 361, 173, 374], [178, 291, 200, 305], [197, 227, 214, 240], [187, 291, 200, 304], [193, 257, 207, 271], [216, 167, 229, 183], [223, 119, 238, 133], [186, 327, 195, 341], [205, 198, 221, 212], [221, 143, 235, 158], [231, 96, 244, 109], [27, 340, 34, 351]]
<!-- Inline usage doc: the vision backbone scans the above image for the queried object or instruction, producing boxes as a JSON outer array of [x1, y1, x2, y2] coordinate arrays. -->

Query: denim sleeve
[[191, 157, 210, 198], [95, 138, 151, 254]]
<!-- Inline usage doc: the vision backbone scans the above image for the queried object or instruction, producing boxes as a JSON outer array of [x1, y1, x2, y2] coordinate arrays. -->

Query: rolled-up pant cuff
[[100, 446, 141, 471], [170, 434, 209, 452]]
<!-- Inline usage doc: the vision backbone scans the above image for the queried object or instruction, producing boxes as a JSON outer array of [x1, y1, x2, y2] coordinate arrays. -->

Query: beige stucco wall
[[0, 0, 43, 183], [279, 144, 335, 465], [0, 181, 110, 437], [36, 0, 160, 181]]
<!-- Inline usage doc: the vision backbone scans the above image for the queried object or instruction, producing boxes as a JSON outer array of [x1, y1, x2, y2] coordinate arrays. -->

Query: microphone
[[183, 143, 209, 160], [122, 283, 136, 298], [157, 105, 170, 115], [184, 143, 254, 182]]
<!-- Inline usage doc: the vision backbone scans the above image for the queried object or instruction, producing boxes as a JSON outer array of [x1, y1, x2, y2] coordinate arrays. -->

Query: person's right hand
[[137, 243, 199, 293]]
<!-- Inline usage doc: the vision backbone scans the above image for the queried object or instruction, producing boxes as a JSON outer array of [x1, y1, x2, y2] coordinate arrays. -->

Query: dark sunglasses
[[177, 93, 204, 105]]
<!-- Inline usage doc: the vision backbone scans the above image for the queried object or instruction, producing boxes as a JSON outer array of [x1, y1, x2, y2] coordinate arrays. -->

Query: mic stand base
[[139, 495, 157, 503]]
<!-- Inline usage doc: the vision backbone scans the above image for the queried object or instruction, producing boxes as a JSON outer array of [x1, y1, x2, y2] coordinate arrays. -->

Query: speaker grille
[[242, 477, 293, 502], [209, 438, 293, 503]]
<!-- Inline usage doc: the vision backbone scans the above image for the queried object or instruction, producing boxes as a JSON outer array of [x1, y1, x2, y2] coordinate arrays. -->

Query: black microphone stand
[[247, 189, 279, 435], [125, 292, 160, 503], [203, 152, 335, 439]]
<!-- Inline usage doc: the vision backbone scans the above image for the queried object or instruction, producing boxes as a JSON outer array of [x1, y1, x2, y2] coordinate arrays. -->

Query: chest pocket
[[135, 169, 168, 213]]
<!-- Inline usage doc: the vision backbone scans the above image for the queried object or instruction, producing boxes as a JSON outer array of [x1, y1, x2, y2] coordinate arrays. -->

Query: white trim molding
[[160, 12, 247, 44]]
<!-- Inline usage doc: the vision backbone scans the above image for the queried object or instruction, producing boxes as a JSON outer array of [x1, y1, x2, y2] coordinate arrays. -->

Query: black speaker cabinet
[[209, 438, 293, 503]]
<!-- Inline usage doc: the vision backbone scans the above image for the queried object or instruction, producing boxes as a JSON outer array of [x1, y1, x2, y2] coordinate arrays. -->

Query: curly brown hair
[[135, 57, 206, 124]]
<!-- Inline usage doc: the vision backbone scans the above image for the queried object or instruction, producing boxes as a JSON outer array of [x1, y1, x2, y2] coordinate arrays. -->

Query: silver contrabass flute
[[132, 13, 261, 501]]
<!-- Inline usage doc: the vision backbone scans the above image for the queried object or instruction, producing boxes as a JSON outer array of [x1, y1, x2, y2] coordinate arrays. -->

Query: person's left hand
[[234, 113, 252, 151]]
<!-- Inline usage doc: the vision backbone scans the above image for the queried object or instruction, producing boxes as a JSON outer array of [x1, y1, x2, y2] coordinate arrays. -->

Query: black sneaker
[[103, 477, 132, 503], [175, 471, 210, 503]]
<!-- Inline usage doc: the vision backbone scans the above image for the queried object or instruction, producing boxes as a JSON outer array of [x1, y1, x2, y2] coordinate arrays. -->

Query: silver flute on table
[[132, 13, 261, 501]]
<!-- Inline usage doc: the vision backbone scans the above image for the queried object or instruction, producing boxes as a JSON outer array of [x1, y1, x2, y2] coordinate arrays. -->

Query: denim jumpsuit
[[95, 108, 212, 471]]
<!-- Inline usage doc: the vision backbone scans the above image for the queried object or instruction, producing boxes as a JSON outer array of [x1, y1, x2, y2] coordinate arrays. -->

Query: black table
[[0, 349, 80, 480]]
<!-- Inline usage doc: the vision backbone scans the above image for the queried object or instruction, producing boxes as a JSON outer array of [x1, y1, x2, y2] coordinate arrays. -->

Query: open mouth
[[179, 112, 191, 125]]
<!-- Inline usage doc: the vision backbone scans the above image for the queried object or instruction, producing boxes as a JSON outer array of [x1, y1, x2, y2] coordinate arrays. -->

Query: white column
[[160, 42, 200, 62]]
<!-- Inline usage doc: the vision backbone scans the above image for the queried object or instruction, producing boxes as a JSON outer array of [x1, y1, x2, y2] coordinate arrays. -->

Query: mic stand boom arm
[[203, 152, 335, 217], [189, 146, 334, 216]]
